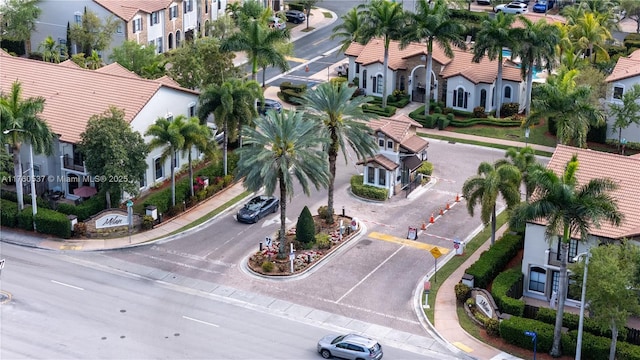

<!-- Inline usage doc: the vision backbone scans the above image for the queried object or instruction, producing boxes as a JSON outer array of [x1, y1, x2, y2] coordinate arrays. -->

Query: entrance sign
[[95, 214, 129, 228]]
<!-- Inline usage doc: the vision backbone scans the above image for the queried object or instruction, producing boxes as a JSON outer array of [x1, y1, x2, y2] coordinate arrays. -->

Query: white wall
[[606, 78, 640, 143]]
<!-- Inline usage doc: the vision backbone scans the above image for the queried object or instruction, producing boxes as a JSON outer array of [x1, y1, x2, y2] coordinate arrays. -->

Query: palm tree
[[145, 117, 186, 207], [472, 12, 517, 118], [301, 82, 377, 224], [359, 0, 406, 109], [608, 84, 640, 153], [220, 18, 290, 82], [177, 115, 216, 198], [38, 36, 66, 63], [331, 7, 366, 53], [198, 79, 262, 176], [497, 146, 544, 202], [512, 17, 560, 116], [86, 49, 103, 70], [570, 12, 612, 63], [402, 0, 466, 117], [509, 154, 622, 358], [462, 161, 521, 246], [0, 81, 54, 211], [235, 110, 330, 258], [527, 68, 604, 148]]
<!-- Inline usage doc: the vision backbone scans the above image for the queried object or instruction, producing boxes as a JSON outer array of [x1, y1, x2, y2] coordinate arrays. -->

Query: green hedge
[[491, 268, 525, 316], [500, 102, 520, 117], [449, 117, 522, 128], [465, 232, 523, 289], [536, 307, 626, 340], [35, 208, 71, 239], [437, 116, 450, 130], [0, 198, 18, 227], [350, 175, 387, 201], [499, 316, 556, 354], [287, 2, 304, 11], [0, 190, 50, 209], [17, 208, 34, 231], [56, 194, 107, 221], [281, 89, 304, 105], [362, 104, 397, 117]]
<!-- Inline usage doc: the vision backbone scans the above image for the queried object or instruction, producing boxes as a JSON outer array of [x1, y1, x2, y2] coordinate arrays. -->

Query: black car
[[285, 10, 306, 24], [257, 99, 283, 116], [236, 196, 280, 223]]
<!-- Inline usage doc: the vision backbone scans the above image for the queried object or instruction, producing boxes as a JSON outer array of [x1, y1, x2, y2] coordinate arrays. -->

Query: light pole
[[573, 251, 591, 360], [3, 128, 38, 230]]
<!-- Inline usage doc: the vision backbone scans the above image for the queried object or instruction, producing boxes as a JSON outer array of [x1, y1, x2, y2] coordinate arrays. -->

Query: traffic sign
[[430, 247, 442, 259], [454, 243, 459, 249], [265, 237, 272, 247], [524, 331, 537, 338], [126, 200, 134, 207]]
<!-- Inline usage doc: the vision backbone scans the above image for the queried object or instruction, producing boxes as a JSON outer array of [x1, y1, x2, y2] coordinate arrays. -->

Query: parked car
[[494, 2, 528, 14], [257, 99, 283, 116], [533, 0, 553, 13], [477, 0, 491, 5], [236, 195, 279, 223], [285, 9, 306, 24], [317, 334, 383, 360], [207, 122, 224, 144], [336, 62, 348, 76], [268, 16, 287, 30]]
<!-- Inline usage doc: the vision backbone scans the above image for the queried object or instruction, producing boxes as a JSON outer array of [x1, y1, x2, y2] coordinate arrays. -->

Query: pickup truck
[[336, 63, 348, 76]]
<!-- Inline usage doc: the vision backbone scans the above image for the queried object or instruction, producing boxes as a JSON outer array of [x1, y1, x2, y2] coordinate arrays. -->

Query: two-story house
[[343, 39, 527, 115], [32, 0, 229, 61], [605, 49, 640, 144], [520, 145, 640, 307], [357, 115, 429, 198], [1, 50, 202, 202]]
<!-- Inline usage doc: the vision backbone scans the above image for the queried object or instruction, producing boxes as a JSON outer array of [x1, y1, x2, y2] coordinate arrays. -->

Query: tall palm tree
[[497, 146, 544, 202], [509, 154, 622, 358], [145, 117, 186, 207], [527, 68, 604, 148], [570, 12, 612, 63], [220, 18, 290, 82], [301, 82, 377, 224], [608, 84, 640, 153], [331, 7, 366, 53], [402, 0, 466, 117], [235, 110, 330, 258], [198, 79, 262, 176], [177, 115, 216, 198], [38, 36, 66, 63], [472, 12, 517, 118], [0, 81, 54, 211], [462, 161, 521, 246], [359, 0, 406, 109], [512, 17, 560, 116]]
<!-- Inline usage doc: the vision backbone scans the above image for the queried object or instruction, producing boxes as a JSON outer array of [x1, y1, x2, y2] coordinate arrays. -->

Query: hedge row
[[464, 232, 523, 289], [0, 190, 50, 209], [369, 94, 411, 108], [350, 175, 387, 201], [499, 316, 556, 354], [450, 118, 522, 128], [491, 268, 525, 317], [362, 104, 397, 117], [56, 194, 107, 221], [0, 198, 18, 227], [279, 82, 307, 105], [536, 307, 627, 341], [0, 199, 70, 238]]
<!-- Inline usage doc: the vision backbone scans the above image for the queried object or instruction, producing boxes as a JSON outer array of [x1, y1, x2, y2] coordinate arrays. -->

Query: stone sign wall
[[85, 209, 141, 238]]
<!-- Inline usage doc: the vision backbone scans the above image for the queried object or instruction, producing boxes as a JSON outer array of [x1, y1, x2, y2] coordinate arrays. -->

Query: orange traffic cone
[[421, 221, 427, 230], [439, 208, 444, 216], [429, 213, 435, 223], [455, 193, 460, 202], [446, 202, 450, 210]]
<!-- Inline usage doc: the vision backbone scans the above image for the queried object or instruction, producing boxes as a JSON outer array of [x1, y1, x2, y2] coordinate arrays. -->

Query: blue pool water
[[502, 49, 542, 78], [502, 49, 512, 58]]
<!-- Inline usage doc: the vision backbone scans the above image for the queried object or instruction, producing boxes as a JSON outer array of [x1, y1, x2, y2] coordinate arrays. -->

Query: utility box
[[462, 273, 474, 288], [146, 205, 158, 220]]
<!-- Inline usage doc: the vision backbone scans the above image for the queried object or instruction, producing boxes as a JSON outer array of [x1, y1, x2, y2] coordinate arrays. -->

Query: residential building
[[32, 0, 229, 61], [0, 50, 201, 201], [520, 145, 640, 307], [343, 39, 527, 114], [605, 49, 640, 144], [357, 115, 429, 198]]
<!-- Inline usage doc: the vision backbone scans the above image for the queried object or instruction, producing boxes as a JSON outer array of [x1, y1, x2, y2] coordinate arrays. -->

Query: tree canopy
[[69, 8, 118, 56], [109, 41, 165, 79]]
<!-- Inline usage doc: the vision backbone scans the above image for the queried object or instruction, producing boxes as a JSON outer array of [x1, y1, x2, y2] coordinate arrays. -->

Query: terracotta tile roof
[[606, 52, 640, 82], [357, 154, 399, 171], [513, 13, 566, 28], [96, 62, 139, 78], [402, 134, 429, 153], [440, 49, 522, 84], [367, 116, 429, 152], [59, 59, 83, 69], [347, 39, 453, 70], [544, 145, 640, 239], [94, 0, 173, 21], [155, 75, 183, 88], [0, 52, 198, 144]]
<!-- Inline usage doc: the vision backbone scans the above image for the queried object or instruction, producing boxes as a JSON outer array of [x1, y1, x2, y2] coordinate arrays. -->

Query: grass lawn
[[450, 122, 558, 149]]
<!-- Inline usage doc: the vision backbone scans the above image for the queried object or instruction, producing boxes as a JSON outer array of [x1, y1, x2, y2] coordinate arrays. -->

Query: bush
[[317, 205, 331, 221], [587, 123, 607, 144], [485, 318, 500, 337], [55, 194, 107, 221], [350, 175, 388, 201], [433, 106, 442, 114], [535, 306, 626, 340], [455, 282, 471, 303], [73, 222, 86, 236], [449, 117, 521, 128], [500, 316, 555, 354], [465, 232, 523, 289], [281, 89, 305, 105], [491, 268, 525, 316], [362, 104, 397, 117], [446, 113, 454, 121], [500, 102, 520, 117], [315, 233, 332, 250], [17, 208, 34, 231], [0, 191, 50, 209], [330, 77, 348, 86], [141, 215, 154, 230], [0, 199, 18, 227], [473, 106, 487, 118], [261, 260, 274, 272], [296, 206, 315, 244], [416, 161, 433, 176], [437, 116, 450, 130], [35, 208, 71, 239], [288, 2, 304, 11]]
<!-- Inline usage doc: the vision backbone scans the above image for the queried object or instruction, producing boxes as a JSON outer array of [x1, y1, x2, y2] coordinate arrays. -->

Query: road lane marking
[[312, 38, 327, 46], [368, 232, 450, 254], [336, 246, 404, 304], [182, 315, 219, 327], [51, 280, 84, 290]]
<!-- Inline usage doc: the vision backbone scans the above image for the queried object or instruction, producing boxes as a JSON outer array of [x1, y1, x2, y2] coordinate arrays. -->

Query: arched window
[[376, 74, 383, 94], [362, 70, 367, 89], [168, 33, 174, 49], [453, 87, 468, 108], [176, 31, 181, 47], [504, 85, 512, 100], [529, 266, 546, 293], [480, 89, 487, 109]]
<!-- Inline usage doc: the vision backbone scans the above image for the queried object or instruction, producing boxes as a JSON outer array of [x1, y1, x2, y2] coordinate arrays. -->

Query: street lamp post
[[573, 251, 591, 360], [3, 129, 38, 230]]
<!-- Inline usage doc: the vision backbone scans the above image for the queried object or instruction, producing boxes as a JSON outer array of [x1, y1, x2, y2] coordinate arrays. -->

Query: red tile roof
[[513, 13, 566, 28], [94, 0, 173, 21], [545, 145, 640, 239], [606, 50, 640, 82], [440, 50, 522, 84], [0, 51, 198, 144], [357, 154, 399, 171], [96, 62, 139, 78], [345, 39, 452, 70], [367, 116, 429, 153]]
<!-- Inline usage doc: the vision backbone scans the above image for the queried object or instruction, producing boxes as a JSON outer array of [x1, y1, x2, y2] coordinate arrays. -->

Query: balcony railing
[[61, 154, 86, 173]]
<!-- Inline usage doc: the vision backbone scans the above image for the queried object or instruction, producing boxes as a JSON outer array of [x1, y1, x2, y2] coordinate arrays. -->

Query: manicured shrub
[[473, 106, 487, 118], [485, 318, 500, 337], [296, 206, 315, 244], [465, 232, 523, 289], [261, 260, 274, 272], [55, 194, 107, 221], [17, 208, 34, 230], [0, 198, 18, 227], [437, 116, 450, 130], [536, 306, 626, 340], [500, 102, 520, 117], [35, 208, 71, 239], [315, 233, 331, 250], [317, 205, 331, 221], [350, 175, 387, 201], [446, 113, 454, 121], [499, 316, 555, 354], [362, 104, 397, 117], [491, 267, 525, 316], [455, 282, 471, 303], [141, 215, 154, 230], [416, 161, 433, 176]]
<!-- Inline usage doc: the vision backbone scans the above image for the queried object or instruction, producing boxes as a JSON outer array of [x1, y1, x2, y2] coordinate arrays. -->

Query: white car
[[494, 2, 528, 14]]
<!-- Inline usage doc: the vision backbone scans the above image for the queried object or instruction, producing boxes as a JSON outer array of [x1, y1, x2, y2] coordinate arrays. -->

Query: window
[[453, 87, 468, 108], [156, 37, 163, 53], [188, 103, 196, 117], [367, 167, 375, 184], [529, 266, 546, 293], [387, 140, 393, 149], [166, 113, 173, 122], [356, 63, 360, 74], [74, 12, 82, 24], [556, 237, 579, 263], [378, 138, 384, 147], [183, 0, 193, 12], [133, 18, 142, 33], [173, 150, 179, 169], [218, 0, 222, 10], [58, 39, 67, 55], [154, 158, 163, 180], [480, 89, 487, 109], [176, 31, 181, 47], [170, 5, 178, 19], [140, 172, 147, 188], [378, 168, 386, 186], [151, 11, 159, 25], [205, 0, 209, 13], [551, 270, 559, 294], [376, 74, 383, 94], [116, 23, 123, 33], [362, 70, 367, 88], [504, 86, 512, 100], [168, 33, 174, 49], [613, 86, 624, 100]]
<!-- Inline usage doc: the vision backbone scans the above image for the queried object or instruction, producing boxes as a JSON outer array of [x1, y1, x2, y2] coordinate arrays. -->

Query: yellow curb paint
[[60, 244, 81, 250], [452, 342, 473, 353], [284, 56, 308, 63], [368, 232, 450, 254]]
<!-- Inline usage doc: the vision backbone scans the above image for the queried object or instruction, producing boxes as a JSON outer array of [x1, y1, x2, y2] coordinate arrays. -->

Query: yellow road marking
[[453, 342, 473, 353], [312, 38, 327, 46], [285, 56, 307, 63], [368, 232, 450, 254], [60, 244, 81, 250]]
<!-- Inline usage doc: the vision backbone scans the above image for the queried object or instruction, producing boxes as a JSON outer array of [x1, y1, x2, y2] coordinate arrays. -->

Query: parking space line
[[368, 232, 450, 254]]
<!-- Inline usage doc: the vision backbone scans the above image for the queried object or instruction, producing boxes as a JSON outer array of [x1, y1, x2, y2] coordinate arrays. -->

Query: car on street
[[268, 16, 287, 30], [494, 2, 528, 14], [336, 62, 348, 76], [317, 334, 383, 360], [532, 0, 553, 13], [257, 99, 283, 116], [236, 195, 279, 223], [285, 9, 306, 24]]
